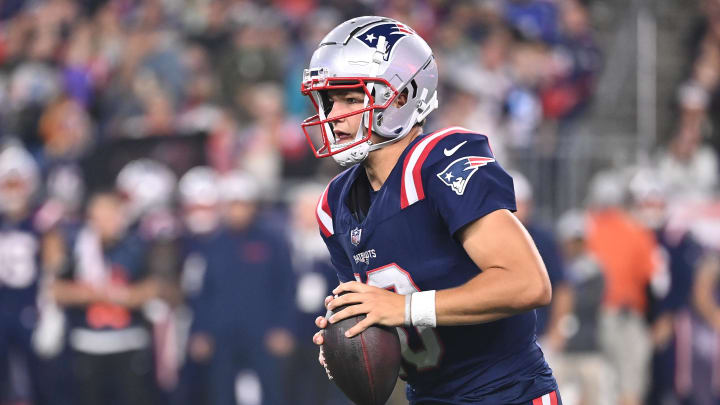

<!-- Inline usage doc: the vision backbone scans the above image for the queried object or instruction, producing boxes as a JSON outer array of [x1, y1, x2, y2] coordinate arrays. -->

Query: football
[[322, 304, 402, 405]]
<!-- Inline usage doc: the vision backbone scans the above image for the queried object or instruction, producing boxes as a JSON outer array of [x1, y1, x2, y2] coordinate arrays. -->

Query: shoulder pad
[[400, 127, 494, 208]]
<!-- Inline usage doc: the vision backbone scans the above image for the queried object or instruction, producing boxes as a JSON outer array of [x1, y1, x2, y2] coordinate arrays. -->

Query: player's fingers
[[328, 303, 367, 324], [313, 331, 324, 346], [324, 295, 334, 308], [345, 317, 374, 338], [315, 316, 328, 328], [332, 281, 367, 295], [326, 292, 363, 310]]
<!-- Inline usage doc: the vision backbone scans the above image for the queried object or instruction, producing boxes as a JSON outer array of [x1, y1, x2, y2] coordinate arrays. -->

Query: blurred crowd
[[0, 0, 720, 405]]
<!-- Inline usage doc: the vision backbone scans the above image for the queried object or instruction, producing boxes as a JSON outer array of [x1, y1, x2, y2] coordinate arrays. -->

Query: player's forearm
[[51, 280, 101, 306], [120, 278, 161, 308], [692, 254, 720, 328], [435, 266, 551, 326]]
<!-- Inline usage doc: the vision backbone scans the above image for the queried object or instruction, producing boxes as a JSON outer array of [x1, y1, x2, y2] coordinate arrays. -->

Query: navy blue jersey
[[317, 127, 556, 403], [656, 229, 702, 314], [0, 213, 41, 312], [190, 221, 296, 344], [60, 227, 150, 332]]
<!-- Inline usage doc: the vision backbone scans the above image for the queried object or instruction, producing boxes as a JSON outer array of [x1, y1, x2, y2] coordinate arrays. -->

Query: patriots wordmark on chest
[[353, 249, 376, 265]]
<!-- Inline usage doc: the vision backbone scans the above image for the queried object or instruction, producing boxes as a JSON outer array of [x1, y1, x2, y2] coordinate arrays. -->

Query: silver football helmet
[[116, 159, 177, 221], [301, 16, 439, 166], [0, 142, 39, 213]]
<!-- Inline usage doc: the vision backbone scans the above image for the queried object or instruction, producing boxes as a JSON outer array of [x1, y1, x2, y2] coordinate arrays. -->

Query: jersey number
[[360, 263, 443, 370], [0, 232, 38, 288]]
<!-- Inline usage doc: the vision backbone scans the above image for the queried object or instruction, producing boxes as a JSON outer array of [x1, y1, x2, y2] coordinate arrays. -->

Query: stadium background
[[1, 0, 720, 404]]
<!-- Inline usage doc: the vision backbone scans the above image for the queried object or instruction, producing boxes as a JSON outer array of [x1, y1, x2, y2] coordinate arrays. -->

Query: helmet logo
[[356, 22, 415, 60]]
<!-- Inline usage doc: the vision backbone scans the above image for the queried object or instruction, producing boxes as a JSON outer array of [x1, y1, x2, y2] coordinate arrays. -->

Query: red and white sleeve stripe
[[531, 390, 559, 405], [316, 182, 334, 237], [400, 126, 473, 209]]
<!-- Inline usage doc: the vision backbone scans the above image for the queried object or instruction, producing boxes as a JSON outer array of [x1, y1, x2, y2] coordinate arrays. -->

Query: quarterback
[[304, 16, 561, 404]]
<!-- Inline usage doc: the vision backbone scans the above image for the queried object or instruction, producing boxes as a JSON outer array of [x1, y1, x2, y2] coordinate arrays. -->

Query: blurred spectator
[[503, 0, 560, 44], [378, 0, 437, 40], [511, 170, 572, 353], [444, 27, 514, 155], [115, 158, 177, 230], [188, 170, 295, 405], [504, 39, 545, 152], [217, 16, 288, 123], [656, 126, 718, 204], [690, 252, 720, 405], [285, 7, 342, 118], [235, 82, 317, 197], [585, 171, 659, 405], [282, 183, 350, 405], [683, 0, 720, 161], [0, 142, 45, 404], [539, 0, 599, 128], [178, 166, 222, 238], [37, 95, 93, 170], [175, 166, 222, 405], [52, 191, 160, 405], [658, 39, 719, 203], [549, 209, 612, 405], [630, 169, 717, 404], [34, 164, 86, 232]]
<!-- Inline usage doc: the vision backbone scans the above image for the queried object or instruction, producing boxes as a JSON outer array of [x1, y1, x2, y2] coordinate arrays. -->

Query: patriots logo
[[437, 156, 495, 195], [356, 22, 415, 60]]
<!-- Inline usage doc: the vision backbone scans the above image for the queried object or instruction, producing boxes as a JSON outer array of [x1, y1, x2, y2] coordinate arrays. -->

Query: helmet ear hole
[[397, 89, 409, 107]]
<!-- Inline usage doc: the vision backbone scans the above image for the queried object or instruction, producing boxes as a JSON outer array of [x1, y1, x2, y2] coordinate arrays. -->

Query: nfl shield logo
[[350, 228, 362, 246]]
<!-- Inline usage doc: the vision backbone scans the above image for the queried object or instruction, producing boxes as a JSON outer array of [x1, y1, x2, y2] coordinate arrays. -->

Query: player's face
[[88, 194, 127, 241], [326, 90, 366, 144], [0, 176, 31, 215], [224, 200, 257, 230]]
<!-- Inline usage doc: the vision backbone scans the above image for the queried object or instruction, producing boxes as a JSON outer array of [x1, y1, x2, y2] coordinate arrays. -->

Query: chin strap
[[367, 132, 408, 152], [416, 88, 438, 123]]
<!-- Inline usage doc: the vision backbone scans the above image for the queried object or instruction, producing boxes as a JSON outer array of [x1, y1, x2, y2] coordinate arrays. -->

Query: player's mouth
[[334, 130, 354, 144]]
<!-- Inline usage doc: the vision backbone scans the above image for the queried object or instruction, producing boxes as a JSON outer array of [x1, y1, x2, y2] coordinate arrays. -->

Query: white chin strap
[[331, 141, 371, 167]]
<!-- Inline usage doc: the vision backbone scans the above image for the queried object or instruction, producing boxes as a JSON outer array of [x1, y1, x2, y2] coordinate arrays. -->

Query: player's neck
[[364, 127, 422, 191]]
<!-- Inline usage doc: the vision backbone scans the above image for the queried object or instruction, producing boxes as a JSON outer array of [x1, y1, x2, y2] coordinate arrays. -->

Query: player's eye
[[345, 96, 361, 104]]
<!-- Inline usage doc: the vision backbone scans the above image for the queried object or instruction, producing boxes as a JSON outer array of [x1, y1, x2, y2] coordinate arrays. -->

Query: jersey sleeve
[[423, 134, 516, 235], [316, 178, 355, 283]]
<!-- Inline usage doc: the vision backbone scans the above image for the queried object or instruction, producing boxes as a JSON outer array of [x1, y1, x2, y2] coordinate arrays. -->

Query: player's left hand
[[326, 281, 405, 338]]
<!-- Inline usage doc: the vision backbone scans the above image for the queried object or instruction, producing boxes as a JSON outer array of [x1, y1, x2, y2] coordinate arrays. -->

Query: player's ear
[[393, 89, 408, 108]]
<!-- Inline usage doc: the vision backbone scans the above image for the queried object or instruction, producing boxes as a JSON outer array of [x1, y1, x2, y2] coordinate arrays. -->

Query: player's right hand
[[314, 295, 335, 379], [312, 294, 335, 346]]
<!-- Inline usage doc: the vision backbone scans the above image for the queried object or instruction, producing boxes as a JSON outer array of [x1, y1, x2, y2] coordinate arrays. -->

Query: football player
[[0, 142, 45, 404], [304, 17, 561, 404]]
